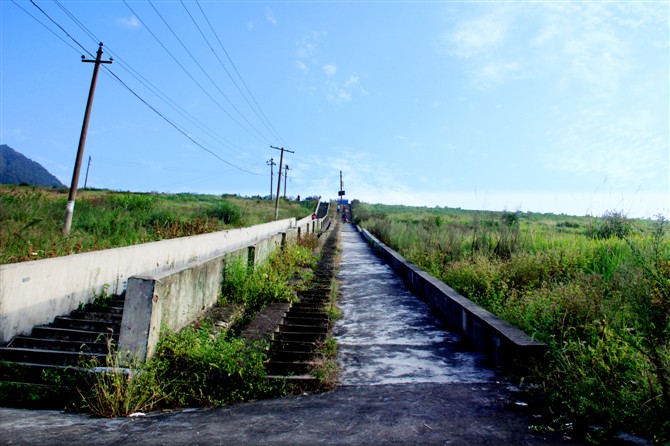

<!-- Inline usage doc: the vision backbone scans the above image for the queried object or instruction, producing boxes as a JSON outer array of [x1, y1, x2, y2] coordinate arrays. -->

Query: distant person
[[311, 213, 316, 220], [296, 195, 300, 202]]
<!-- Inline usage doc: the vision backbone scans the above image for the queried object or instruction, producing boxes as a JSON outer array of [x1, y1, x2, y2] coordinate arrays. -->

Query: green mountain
[[0, 144, 65, 187]]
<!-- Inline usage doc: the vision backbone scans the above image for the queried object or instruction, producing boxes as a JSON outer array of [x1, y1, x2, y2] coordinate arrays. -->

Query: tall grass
[[356, 201, 669, 442], [0, 185, 317, 264]]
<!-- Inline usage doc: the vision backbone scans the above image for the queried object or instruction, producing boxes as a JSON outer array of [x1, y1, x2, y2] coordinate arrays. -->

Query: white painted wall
[[0, 219, 296, 343]]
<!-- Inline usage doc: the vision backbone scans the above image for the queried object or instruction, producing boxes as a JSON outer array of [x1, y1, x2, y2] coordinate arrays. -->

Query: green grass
[[78, 240, 320, 416], [0, 185, 318, 264], [355, 200, 669, 443]]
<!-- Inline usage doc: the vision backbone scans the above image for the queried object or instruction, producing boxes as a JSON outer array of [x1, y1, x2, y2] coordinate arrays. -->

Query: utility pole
[[83, 156, 92, 189], [270, 145, 294, 220], [63, 43, 112, 235], [283, 164, 289, 198], [338, 170, 345, 204], [266, 157, 276, 199]]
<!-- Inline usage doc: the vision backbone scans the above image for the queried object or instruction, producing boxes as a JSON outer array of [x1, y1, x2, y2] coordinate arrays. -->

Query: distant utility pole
[[270, 145, 295, 220], [338, 170, 345, 204], [283, 164, 289, 198], [83, 156, 92, 189], [63, 43, 112, 235], [266, 157, 276, 199]]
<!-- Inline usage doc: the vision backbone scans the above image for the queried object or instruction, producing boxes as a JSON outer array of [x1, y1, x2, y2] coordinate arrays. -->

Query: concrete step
[[271, 339, 318, 353], [283, 316, 328, 327], [0, 346, 107, 367], [270, 350, 313, 362], [291, 301, 325, 310], [9, 337, 110, 354], [0, 361, 84, 385], [286, 311, 328, 320], [52, 316, 120, 334], [274, 331, 326, 344], [31, 326, 118, 343], [278, 324, 328, 334], [265, 360, 313, 375], [68, 310, 122, 322]]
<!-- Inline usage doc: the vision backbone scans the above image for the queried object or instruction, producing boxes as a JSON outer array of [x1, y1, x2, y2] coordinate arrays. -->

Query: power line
[[49, 0, 253, 161], [11, 0, 80, 55], [19, 0, 289, 184], [192, 0, 285, 145], [144, 0, 271, 145], [103, 66, 263, 176]]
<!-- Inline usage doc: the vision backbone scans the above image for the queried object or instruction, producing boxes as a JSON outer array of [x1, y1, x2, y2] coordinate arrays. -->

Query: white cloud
[[246, 21, 255, 31], [323, 64, 337, 76], [266, 7, 277, 25], [544, 107, 668, 187], [296, 61, 309, 73], [116, 15, 140, 30], [448, 13, 509, 58]]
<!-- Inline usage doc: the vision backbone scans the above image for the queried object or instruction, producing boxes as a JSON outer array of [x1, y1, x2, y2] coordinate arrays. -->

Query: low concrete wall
[[119, 233, 285, 360], [0, 219, 296, 344], [358, 227, 547, 374]]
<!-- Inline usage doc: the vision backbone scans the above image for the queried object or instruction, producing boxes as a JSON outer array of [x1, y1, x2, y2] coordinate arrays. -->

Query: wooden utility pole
[[63, 43, 112, 235], [270, 145, 294, 220], [283, 164, 289, 198], [266, 157, 276, 199], [83, 156, 92, 189]]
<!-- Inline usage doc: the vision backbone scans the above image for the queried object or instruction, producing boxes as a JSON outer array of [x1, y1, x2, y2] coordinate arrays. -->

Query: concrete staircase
[[0, 296, 124, 408], [265, 223, 338, 385]]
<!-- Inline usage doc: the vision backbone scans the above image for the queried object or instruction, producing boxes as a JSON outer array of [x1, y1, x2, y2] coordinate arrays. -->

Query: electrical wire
[[144, 0, 271, 145], [190, 0, 285, 145], [11, 0, 81, 55], [102, 66, 263, 176], [25, 0, 265, 175], [50, 0, 253, 161]]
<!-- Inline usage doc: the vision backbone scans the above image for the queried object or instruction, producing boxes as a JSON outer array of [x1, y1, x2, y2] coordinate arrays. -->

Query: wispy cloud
[[116, 15, 140, 30], [323, 64, 337, 76], [441, 2, 662, 93], [296, 32, 365, 104], [265, 7, 277, 25], [544, 107, 667, 186], [447, 13, 510, 58]]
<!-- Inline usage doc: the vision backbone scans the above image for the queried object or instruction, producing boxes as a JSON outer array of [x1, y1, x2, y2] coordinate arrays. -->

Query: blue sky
[[1, 1, 668, 218]]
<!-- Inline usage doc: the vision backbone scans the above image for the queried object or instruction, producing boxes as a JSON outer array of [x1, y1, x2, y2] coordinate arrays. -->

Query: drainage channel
[[334, 224, 498, 386]]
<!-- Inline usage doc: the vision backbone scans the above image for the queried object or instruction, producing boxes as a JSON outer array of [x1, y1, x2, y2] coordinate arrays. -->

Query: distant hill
[[0, 144, 65, 187]]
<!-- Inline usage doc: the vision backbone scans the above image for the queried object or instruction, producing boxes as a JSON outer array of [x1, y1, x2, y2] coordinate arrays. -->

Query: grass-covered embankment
[[0, 185, 318, 264]]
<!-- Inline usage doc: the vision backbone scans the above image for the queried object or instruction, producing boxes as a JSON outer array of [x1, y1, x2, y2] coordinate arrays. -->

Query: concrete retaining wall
[[358, 227, 547, 374], [119, 233, 285, 360], [0, 219, 297, 344]]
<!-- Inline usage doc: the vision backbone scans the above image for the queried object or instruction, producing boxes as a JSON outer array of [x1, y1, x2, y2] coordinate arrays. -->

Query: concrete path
[[335, 224, 497, 385], [0, 223, 579, 445]]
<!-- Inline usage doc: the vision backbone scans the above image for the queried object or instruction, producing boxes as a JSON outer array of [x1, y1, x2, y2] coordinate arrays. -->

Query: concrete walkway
[[0, 223, 579, 445], [335, 224, 497, 385]]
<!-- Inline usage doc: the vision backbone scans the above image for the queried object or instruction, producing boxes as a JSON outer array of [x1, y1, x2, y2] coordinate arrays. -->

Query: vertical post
[[271, 145, 295, 220], [274, 148, 284, 220], [83, 156, 92, 189], [63, 43, 112, 235], [266, 158, 275, 199], [283, 164, 289, 198]]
